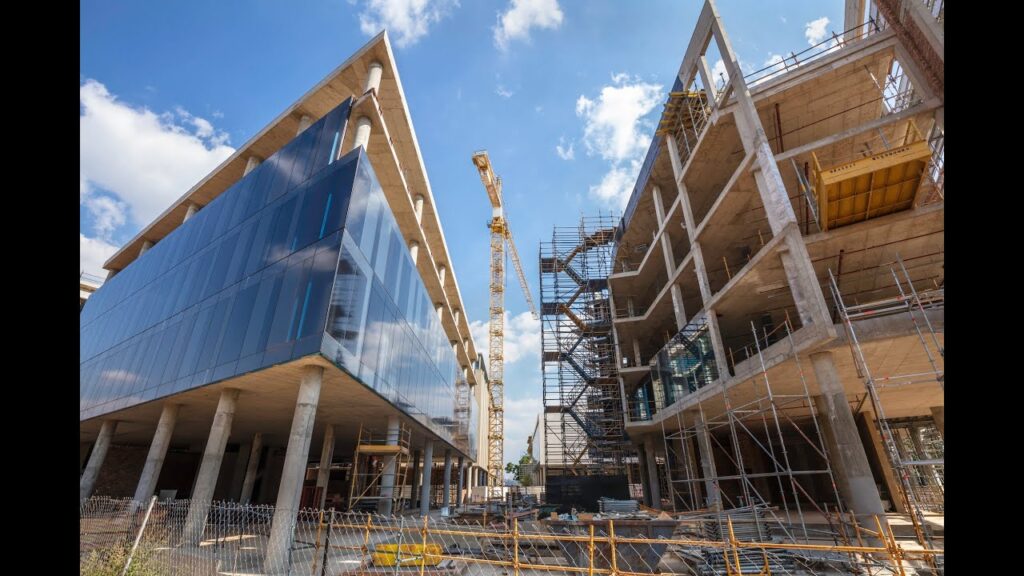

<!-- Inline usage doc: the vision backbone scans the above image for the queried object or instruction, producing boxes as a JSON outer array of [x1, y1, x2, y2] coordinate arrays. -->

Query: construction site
[[80, 0, 943, 574]]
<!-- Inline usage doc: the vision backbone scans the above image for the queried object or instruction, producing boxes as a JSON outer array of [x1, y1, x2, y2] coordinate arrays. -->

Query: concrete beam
[[80, 420, 118, 500], [266, 366, 324, 571]]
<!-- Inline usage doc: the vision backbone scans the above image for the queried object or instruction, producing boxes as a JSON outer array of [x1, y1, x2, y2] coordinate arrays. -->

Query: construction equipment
[[471, 151, 539, 498]]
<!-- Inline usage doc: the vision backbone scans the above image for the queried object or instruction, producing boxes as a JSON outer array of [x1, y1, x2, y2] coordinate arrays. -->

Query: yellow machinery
[[471, 151, 538, 498], [808, 123, 933, 231], [371, 543, 443, 567]]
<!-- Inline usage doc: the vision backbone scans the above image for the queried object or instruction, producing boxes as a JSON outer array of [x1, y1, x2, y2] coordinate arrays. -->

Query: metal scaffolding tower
[[541, 215, 634, 476]]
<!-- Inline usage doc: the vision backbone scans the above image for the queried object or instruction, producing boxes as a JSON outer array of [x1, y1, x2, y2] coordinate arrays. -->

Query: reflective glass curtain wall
[[80, 97, 468, 452]]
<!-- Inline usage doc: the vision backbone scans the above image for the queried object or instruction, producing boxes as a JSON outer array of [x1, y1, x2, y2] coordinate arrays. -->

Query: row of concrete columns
[[81, 367, 475, 575], [638, 351, 944, 521]]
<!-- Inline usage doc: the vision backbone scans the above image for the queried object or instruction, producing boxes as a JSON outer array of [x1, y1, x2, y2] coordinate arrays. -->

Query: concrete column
[[420, 442, 434, 515], [636, 446, 651, 506], [364, 61, 384, 94], [435, 303, 444, 321], [296, 114, 313, 135], [856, 410, 905, 513], [632, 339, 642, 367], [352, 116, 372, 151], [810, 351, 885, 519], [683, 433, 704, 509], [414, 194, 425, 224], [239, 433, 263, 504], [243, 156, 261, 176], [183, 203, 199, 222], [409, 240, 420, 265], [438, 264, 447, 287], [643, 439, 661, 510], [627, 296, 635, 316], [266, 366, 323, 571], [456, 456, 465, 507], [229, 441, 251, 501], [133, 404, 180, 506], [80, 420, 118, 500], [442, 449, 453, 511], [930, 406, 944, 439], [184, 388, 239, 543], [670, 284, 687, 330], [378, 416, 401, 515], [693, 413, 721, 510], [652, 186, 666, 225], [660, 233, 675, 277], [454, 309, 461, 326], [410, 449, 421, 509], [316, 424, 335, 509], [843, 0, 867, 43], [80, 443, 91, 474], [140, 239, 153, 256]]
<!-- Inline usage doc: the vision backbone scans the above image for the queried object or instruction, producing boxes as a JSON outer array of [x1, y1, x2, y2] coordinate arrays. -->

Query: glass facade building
[[80, 98, 471, 456], [628, 314, 718, 422]]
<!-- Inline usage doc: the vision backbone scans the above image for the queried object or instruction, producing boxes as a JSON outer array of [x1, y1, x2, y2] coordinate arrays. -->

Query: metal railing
[[81, 496, 943, 576]]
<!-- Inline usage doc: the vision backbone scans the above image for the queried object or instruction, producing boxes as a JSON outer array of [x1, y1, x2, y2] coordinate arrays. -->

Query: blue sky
[[81, 0, 846, 466]]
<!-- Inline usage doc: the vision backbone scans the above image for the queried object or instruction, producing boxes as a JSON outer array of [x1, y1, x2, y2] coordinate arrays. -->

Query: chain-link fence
[[81, 496, 942, 576]]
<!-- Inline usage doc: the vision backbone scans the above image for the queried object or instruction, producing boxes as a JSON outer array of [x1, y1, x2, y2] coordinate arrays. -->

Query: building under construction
[[544, 0, 943, 556]]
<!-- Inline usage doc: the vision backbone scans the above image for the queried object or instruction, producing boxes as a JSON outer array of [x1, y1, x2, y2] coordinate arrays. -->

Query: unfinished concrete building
[[549, 0, 943, 552]]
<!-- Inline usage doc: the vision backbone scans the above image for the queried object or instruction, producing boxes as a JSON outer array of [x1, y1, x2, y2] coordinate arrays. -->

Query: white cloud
[[494, 0, 564, 50], [80, 234, 118, 277], [765, 53, 785, 68], [576, 74, 661, 164], [496, 85, 514, 98], [711, 59, 729, 90], [358, 0, 458, 48], [574, 73, 662, 208], [79, 79, 235, 230], [82, 193, 128, 239], [503, 395, 544, 465], [805, 16, 830, 45], [555, 136, 575, 160], [470, 310, 540, 366], [588, 161, 640, 208]]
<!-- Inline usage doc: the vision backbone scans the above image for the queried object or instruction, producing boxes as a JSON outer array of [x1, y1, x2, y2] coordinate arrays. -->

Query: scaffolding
[[828, 252, 945, 552], [347, 422, 411, 514], [541, 215, 634, 478]]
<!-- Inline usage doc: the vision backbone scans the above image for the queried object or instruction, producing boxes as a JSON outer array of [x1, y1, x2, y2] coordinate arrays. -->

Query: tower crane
[[471, 151, 538, 498]]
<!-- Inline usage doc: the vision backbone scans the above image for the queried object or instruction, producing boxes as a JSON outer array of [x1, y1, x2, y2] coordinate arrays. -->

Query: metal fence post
[[608, 520, 618, 576], [419, 515, 430, 576], [512, 518, 520, 576], [587, 524, 595, 576], [120, 496, 157, 576], [320, 509, 335, 576]]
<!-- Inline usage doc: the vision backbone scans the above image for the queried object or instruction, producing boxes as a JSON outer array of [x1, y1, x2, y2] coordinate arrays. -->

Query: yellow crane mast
[[471, 151, 538, 498]]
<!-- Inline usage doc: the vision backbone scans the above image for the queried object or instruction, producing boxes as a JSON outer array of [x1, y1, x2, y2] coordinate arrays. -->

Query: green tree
[[505, 453, 536, 486]]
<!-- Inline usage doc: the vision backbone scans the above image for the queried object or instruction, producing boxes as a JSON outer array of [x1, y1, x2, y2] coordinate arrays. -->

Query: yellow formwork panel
[[371, 543, 443, 567], [813, 140, 932, 231]]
